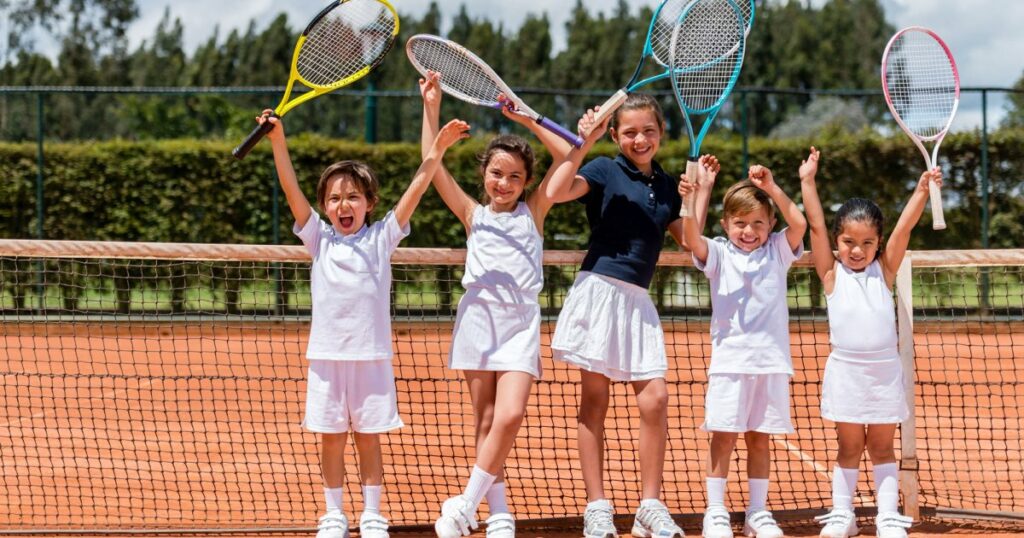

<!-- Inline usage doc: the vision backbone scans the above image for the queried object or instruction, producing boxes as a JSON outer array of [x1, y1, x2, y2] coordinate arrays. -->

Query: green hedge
[[2, 130, 1022, 250]]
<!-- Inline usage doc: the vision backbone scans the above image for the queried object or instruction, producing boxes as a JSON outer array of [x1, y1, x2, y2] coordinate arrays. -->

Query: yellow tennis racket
[[232, 0, 399, 159]]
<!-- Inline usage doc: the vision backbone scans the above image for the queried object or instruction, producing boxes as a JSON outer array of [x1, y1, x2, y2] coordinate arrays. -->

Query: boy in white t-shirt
[[679, 165, 807, 538], [258, 110, 469, 538]]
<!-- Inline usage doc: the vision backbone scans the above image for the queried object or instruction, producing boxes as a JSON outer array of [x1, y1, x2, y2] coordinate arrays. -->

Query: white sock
[[362, 485, 382, 514], [587, 498, 613, 512], [486, 481, 509, 515], [832, 466, 859, 511], [640, 498, 663, 509], [748, 478, 769, 512], [324, 486, 344, 514], [873, 462, 899, 513], [463, 465, 497, 509], [707, 477, 728, 510]]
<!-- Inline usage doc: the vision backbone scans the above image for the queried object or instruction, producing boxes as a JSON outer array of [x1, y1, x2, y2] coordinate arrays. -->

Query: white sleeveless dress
[[448, 203, 543, 378], [821, 260, 909, 423]]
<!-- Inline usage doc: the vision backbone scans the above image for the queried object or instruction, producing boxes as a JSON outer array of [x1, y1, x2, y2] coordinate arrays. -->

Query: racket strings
[[652, 0, 752, 67], [884, 31, 957, 138], [670, 0, 745, 112], [408, 38, 504, 105], [297, 0, 396, 87]]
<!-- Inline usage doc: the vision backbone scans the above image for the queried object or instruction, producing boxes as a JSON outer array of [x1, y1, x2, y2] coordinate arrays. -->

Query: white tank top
[[462, 202, 543, 303], [826, 259, 899, 360]]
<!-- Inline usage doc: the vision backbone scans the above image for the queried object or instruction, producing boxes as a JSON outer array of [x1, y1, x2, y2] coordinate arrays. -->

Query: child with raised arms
[[420, 71, 602, 538], [801, 148, 941, 538], [678, 162, 808, 538], [258, 109, 470, 538], [546, 94, 720, 538]]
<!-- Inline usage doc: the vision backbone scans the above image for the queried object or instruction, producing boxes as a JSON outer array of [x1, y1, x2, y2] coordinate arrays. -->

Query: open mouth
[[339, 216, 354, 228]]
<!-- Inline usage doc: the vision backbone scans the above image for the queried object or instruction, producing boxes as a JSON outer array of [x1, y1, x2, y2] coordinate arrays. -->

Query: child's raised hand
[[918, 167, 943, 193], [748, 164, 776, 191], [678, 177, 697, 198], [433, 119, 471, 152], [800, 146, 820, 182], [498, 94, 532, 125], [697, 154, 721, 189], [257, 109, 284, 142], [419, 70, 442, 109], [578, 106, 609, 145]]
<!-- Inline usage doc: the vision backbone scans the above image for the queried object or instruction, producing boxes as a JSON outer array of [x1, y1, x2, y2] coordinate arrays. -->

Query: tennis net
[[0, 240, 1021, 532]]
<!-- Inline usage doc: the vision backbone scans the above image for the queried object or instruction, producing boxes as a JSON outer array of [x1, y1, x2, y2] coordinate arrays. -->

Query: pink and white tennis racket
[[881, 26, 960, 230]]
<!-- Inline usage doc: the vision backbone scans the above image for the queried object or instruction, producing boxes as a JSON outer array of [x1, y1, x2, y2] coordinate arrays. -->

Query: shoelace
[[877, 512, 913, 529], [586, 507, 616, 531], [643, 506, 679, 531]]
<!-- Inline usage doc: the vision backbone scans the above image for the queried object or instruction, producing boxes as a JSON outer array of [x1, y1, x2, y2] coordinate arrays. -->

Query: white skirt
[[551, 271, 667, 381], [820, 350, 909, 424], [448, 287, 542, 378]]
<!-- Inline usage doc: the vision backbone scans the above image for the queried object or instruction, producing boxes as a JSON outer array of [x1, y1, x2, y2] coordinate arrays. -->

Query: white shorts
[[448, 288, 542, 378], [303, 359, 404, 434], [702, 373, 794, 434], [821, 353, 909, 424], [551, 272, 667, 382]]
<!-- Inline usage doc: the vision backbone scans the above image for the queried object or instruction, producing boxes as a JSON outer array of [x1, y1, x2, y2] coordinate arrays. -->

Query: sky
[[61, 0, 1024, 129]]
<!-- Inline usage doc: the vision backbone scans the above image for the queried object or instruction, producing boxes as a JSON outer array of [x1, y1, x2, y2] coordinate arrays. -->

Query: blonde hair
[[722, 180, 775, 220]]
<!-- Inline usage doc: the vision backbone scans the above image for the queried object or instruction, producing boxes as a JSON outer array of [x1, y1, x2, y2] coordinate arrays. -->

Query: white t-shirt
[[294, 210, 409, 361], [695, 231, 802, 375], [461, 202, 543, 303]]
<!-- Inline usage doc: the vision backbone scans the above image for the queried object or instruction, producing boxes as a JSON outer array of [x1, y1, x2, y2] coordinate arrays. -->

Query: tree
[[1002, 71, 1024, 129]]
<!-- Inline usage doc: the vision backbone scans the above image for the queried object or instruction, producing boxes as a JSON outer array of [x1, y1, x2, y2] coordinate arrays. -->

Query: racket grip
[[583, 90, 628, 138], [679, 159, 699, 218], [232, 117, 277, 160], [929, 178, 946, 230], [538, 117, 584, 148]]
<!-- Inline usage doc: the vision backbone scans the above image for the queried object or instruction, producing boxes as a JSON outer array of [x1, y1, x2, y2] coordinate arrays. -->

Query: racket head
[[670, 0, 746, 116], [405, 34, 529, 113], [881, 26, 960, 144], [652, 0, 755, 67]]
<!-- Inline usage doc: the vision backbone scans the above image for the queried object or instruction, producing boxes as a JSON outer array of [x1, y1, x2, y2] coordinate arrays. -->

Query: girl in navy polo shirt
[[546, 94, 719, 538]]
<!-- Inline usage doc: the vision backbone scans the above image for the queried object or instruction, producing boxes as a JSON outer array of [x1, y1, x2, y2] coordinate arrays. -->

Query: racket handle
[[583, 90, 629, 138], [679, 159, 699, 218], [929, 178, 946, 230], [538, 117, 584, 148], [232, 116, 277, 160]]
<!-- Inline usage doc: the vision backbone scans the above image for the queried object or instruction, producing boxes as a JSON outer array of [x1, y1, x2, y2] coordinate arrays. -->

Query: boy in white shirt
[[678, 165, 807, 538]]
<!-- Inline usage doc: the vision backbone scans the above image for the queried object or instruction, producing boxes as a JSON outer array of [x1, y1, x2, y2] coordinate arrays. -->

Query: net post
[[896, 255, 920, 520]]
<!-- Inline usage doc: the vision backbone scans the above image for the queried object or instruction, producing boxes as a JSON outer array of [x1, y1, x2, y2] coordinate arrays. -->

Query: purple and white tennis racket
[[406, 34, 583, 148], [882, 26, 960, 230]]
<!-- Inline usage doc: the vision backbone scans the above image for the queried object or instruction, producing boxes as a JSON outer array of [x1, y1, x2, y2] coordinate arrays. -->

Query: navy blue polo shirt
[[577, 154, 682, 289]]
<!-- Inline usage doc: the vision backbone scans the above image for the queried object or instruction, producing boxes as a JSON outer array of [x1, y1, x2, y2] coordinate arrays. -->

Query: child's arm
[[749, 164, 808, 253], [544, 107, 608, 203], [799, 147, 833, 282], [678, 179, 710, 264], [420, 71, 477, 229], [881, 167, 942, 285], [394, 119, 471, 228], [532, 107, 609, 220], [500, 95, 573, 162], [262, 111, 313, 229], [670, 154, 720, 250]]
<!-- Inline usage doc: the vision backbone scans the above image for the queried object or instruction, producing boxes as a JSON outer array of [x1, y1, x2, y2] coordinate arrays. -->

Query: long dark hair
[[832, 197, 885, 257]]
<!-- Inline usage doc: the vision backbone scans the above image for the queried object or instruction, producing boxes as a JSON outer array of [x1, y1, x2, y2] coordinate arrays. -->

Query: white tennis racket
[[881, 26, 960, 230], [406, 34, 583, 148]]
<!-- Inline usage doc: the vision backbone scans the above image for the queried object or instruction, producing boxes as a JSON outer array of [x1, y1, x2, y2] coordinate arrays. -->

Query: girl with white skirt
[[802, 147, 943, 538]]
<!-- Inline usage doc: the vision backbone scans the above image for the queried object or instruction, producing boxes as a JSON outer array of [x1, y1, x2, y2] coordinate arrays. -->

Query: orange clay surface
[[1, 320, 1021, 536]]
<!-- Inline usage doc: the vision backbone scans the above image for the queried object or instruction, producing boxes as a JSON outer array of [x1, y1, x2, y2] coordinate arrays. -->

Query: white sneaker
[[435, 495, 479, 538], [702, 507, 733, 538], [359, 511, 389, 538], [632, 500, 684, 538], [875, 511, 913, 538], [583, 502, 618, 538], [741, 510, 782, 538], [485, 513, 515, 538], [814, 508, 859, 538], [317, 511, 350, 538]]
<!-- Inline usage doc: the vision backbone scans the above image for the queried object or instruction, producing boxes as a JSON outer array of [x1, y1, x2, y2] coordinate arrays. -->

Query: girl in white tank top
[[420, 72, 607, 537], [801, 146, 943, 538]]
